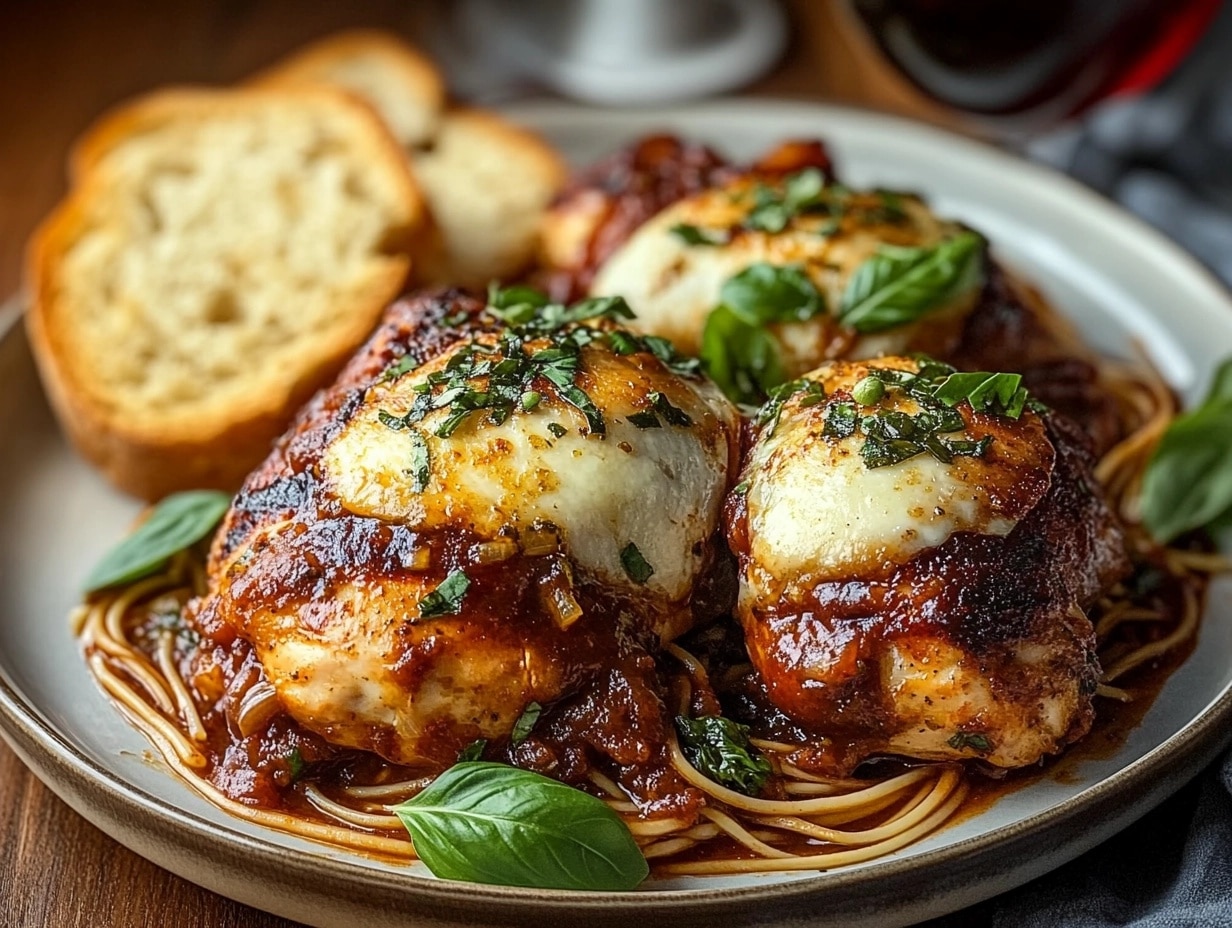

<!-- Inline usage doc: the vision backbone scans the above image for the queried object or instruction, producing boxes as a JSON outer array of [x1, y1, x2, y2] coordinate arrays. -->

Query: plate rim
[[3, 97, 1232, 923]]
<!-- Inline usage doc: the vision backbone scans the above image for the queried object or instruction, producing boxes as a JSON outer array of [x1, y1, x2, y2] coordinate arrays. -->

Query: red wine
[[851, 0, 1222, 125]]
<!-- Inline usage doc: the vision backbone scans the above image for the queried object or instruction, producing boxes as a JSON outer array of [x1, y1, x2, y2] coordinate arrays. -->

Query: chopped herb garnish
[[457, 739, 487, 762], [627, 410, 661, 429], [639, 333, 703, 378], [546, 422, 568, 438], [648, 391, 693, 427], [418, 569, 471, 619], [286, 748, 306, 783], [606, 330, 640, 356], [403, 428, 430, 492], [839, 231, 985, 333], [947, 732, 992, 754], [511, 702, 542, 744], [378, 409, 408, 430], [381, 353, 420, 383], [378, 411, 433, 490], [674, 715, 772, 796], [851, 376, 886, 406], [823, 401, 858, 439], [938, 435, 994, 459], [802, 357, 1041, 469], [382, 289, 703, 447], [756, 378, 824, 436], [620, 542, 655, 585], [670, 223, 729, 246], [742, 168, 830, 234]]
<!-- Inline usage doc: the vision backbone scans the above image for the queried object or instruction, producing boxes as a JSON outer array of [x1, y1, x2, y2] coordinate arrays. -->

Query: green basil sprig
[[1140, 358, 1232, 543], [700, 263, 823, 405], [84, 490, 230, 593], [674, 715, 772, 796], [700, 306, 786, 406], [393, 762, 648, 890], [721, 263, 825, 326], [839, 231, 985, 333]]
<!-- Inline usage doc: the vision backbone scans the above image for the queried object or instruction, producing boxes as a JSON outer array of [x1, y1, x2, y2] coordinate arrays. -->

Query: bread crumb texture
[[51, 91, 417, 426]]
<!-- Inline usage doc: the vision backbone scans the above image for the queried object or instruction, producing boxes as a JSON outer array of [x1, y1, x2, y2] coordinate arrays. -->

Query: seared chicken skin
[[724, 357, 1129, 770], [191, 290, 740, 772]]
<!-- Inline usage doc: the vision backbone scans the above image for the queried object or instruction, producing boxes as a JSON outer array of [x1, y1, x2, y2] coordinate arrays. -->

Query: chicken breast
[[724, 357, 1129, 770], [589, 176, 980, 375], [540, 135, 1120, 453], [194, 290, 740, 768]]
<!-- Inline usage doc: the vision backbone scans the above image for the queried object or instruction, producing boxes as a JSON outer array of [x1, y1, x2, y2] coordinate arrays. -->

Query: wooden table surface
[[0, 3, 964, 926]]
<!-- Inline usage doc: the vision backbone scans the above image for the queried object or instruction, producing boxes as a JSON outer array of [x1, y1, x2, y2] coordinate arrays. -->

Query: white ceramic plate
[[1, 100, 1231, 928]]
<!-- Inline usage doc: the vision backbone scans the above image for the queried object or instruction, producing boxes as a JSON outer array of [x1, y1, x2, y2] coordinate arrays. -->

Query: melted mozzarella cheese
[[322, 339, 739, 603], [590, 177, 975, 373], [742, 358, 1053, 602]]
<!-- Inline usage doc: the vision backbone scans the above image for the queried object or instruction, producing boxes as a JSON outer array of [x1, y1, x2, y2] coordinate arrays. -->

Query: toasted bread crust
[[252, 30, 568, 286], [251, 29, 445, 149], [29, 86, 423, 500]]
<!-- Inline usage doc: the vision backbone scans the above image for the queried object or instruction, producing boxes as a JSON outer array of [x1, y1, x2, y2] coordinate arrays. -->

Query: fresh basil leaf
[[719, 263, 825, 327], [393, 762, 648, 890], [1208, 360, 1232, 404], [700, 305, 787, 406], [620, 542, 655, 585], [418, 569, 471, 619], [783, 167, 826, 211], [930, 371, 1029, 419], [745, 200, 791, 233], [546, 422, 568, 439], [510, 703, 542, 744], [1141, 359, 1232, 542], [458, 740, 487, 762], [84, 490, 230, 593], [674, 716, 772, 796], [839, 231, 984, 333]]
